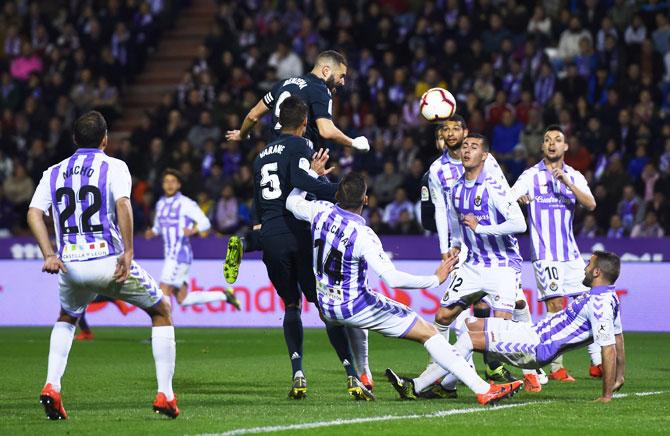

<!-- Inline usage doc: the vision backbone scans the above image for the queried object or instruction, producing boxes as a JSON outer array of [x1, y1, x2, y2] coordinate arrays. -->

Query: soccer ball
[[420, 88, 457, 122]]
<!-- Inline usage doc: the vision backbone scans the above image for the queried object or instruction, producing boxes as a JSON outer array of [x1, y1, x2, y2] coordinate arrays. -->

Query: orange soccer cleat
[[549, 368, 575, 382], [476, 380, 523, 406], [75, 331, 94, 341], [112, 300, 131, 316], [40, 383, 67, 420], [589, 364, 603, 378], [153, 392, 179, 418], [523, 373, 542, 393], [360, 373, 374, 391]]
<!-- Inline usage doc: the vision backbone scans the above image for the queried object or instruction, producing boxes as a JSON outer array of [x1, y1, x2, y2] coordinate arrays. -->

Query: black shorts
[[261, 232, 316, 305]]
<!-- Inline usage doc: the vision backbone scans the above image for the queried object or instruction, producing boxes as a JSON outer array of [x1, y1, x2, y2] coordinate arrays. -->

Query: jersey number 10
[[56, 185, 103, 234]]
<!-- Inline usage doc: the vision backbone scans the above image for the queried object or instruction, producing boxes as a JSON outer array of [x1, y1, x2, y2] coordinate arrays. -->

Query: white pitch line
[[613, 390, 666, 398], [197, 391, 667, 436], [199, 401, 545, 436]]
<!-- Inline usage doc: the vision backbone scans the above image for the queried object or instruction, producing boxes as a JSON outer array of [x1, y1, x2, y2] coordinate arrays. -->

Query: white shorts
[[484, 317, 540, 369], [323, 292, 419, 338], [533, 258, 588, 302], [59, 256, 163, 317], [160, 259, 190, 288], [479, 271, 527, 308], [440, 263, 517, 314]]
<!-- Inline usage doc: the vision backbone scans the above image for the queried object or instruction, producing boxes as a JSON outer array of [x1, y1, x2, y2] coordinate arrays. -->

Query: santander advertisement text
[[0, 260, 668, 332]]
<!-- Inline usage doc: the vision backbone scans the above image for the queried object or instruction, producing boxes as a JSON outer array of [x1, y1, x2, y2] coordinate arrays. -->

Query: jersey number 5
[[314, 239, 343, 285], [260, 162, 282, 200], [56, 186, 103, 234]]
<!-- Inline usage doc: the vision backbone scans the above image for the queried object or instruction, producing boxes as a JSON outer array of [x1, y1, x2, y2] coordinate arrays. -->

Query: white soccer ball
[[420, 87, 457, 122]]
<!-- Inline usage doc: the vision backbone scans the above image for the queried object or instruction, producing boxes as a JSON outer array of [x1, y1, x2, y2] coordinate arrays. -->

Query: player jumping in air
[[286, 172, 524, 405], [438, 251, 625, 402], [145, 168, 240, 309], [252, 96, 371, 400], [28, 111, 179, 419], [510, 125, 597, 381]]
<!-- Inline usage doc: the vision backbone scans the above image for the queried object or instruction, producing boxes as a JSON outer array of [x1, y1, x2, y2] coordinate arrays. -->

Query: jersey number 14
[[314, 238, 343, 285]]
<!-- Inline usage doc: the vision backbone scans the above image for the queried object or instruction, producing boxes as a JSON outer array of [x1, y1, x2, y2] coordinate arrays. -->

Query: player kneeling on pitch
[[286, 172, 523, 405], [433, 250, 625, 403]]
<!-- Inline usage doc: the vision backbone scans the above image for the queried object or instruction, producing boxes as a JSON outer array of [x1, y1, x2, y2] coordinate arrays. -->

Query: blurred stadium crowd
[[1, 0, 670, 239]]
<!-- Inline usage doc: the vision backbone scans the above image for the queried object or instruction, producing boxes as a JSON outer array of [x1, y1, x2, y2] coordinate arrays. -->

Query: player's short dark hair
[[336, 172, 367, 210], [465, 133, 489, 151], [162, 168, 183, 184], [316, 50, 347, 67], [279, 96, 308, 130], [545, 124, 565, 135], [73, 111, 107, 148], [592, 250, 621, 284], [441, 114, 467, 128]]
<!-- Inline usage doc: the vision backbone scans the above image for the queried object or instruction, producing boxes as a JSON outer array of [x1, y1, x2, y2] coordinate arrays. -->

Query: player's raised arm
[[558, 168, 596, 211], [226, 98, 270, 141], [361, 229, 455, 289], [315, 117, 369, 151], [289, 146, 338, 201]]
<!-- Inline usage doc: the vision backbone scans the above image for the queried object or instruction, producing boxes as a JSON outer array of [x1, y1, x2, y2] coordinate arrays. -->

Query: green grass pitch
[[1, 328, 669, 435]]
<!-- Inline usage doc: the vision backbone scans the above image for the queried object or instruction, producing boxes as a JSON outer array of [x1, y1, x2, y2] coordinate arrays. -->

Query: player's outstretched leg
[[345, 327, 373, 390], [324, 322, 373, 400], [40, 313, 77, 420], [146, 297, 179, 418]]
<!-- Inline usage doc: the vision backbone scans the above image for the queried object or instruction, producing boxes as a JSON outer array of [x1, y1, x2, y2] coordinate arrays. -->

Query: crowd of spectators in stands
[[1, 0, 670, 240]]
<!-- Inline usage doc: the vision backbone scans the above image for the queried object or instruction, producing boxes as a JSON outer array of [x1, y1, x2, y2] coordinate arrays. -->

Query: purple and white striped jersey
[[286, 194, 438, 320], [429, 151, 508, 253], [29, 148, 130, 262], [511, 161, 592, 261], [448, 170, 524, 270], [152, 192, 211, 264], [534, 285, 622, 365]]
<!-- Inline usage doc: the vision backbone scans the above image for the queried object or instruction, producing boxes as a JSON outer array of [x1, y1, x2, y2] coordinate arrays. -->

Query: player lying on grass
[[28, 111, 179, 420], [411, 250, 625, 403], [286, 172, 523, 405]]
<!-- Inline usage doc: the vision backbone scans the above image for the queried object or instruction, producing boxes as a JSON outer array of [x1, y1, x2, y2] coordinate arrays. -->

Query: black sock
[[243, 229, 262, 252], [325, 322, 357, 378], [483, 353, 502, 371], [473, 306, 491, 318], [283, 306, 303, 377], [78, 313, 90, 332]]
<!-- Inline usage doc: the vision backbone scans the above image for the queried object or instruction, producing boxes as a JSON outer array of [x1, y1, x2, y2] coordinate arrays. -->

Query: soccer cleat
[[523, 373, 542, 393], [347, 376, 375, 401], [385, 368, 418, 400], [112, 300, 131, 315], [536, 368, 549, 385], [152, 392, 179, 418], [223, 236, 243, 284], [223, 288, 241, 310], [359, 373, 374, 391], [549, 368, 575, 382], [418, 384, 458, 399], [288, 376, 307, 399], [476, 381, 524, 406], [485, 365, 518, 383], [40, 383, 67, 420], [589, 364, 603, 378], [75, 330, 94, 341]]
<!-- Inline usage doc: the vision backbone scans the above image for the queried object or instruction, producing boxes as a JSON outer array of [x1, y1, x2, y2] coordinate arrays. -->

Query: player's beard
[[582, 271, 593, 287], [325, 74, 338, 94]]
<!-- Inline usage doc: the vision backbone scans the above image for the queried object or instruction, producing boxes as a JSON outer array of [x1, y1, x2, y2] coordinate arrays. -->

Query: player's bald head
[[336, 172, 367, 210]]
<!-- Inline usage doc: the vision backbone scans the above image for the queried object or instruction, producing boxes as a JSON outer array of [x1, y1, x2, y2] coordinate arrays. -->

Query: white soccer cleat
[[180, 291, 228, 307], [536, 368, 548, 385]]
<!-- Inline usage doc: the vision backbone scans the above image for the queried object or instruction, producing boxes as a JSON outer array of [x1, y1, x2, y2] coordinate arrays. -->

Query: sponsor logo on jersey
[[421, 186, 430, 201]]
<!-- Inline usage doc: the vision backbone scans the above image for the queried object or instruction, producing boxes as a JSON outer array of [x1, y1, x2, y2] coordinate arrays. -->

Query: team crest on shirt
[[549, 282, 558, 291], [474, 196, 482, 206]]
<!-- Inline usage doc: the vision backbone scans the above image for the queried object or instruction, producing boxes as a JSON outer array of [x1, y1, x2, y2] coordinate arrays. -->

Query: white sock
[[345, 327, 370, 379], [588, 342, 602, 365], [413, 322, 451, 391], [440, 333, 476, 390], [294, 370, 304, 379], [513, 302, 532, 324], [46, 322, 76, 392], [424, 334, 490, 395], [180, 291, 227, 306], [152, 326, 176, 401]]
